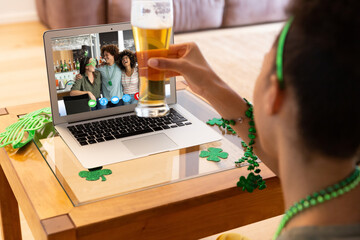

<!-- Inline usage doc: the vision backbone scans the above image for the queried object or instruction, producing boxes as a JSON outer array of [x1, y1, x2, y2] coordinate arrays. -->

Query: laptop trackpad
[[122, 133, 178, 156]]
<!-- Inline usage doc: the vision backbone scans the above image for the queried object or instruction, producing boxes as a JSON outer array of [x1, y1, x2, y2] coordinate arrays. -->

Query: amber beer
[[132, 0, 173, 117], [133, 26, 172, 105]]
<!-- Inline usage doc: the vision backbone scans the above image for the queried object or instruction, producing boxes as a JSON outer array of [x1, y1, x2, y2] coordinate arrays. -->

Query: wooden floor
[[0, 21, 283, 240]]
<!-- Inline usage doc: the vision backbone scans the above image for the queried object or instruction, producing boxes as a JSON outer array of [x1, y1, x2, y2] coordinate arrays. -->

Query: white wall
[[0, 0, 38, 24]]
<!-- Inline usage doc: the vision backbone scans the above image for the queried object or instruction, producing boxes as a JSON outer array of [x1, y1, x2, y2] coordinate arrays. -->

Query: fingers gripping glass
[[276, 17, 293, 89]]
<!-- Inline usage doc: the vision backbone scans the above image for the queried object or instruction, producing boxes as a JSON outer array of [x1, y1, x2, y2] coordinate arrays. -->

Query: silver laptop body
[[43, 22, 221, 169]]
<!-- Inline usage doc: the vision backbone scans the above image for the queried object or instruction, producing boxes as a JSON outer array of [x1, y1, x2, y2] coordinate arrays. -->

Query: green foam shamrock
[[0, 108, 52, 149], [199, 147, 229, 162], [206, 118, 223, 126], [206, 117, 236, 134], [79, 169, 112, 181]]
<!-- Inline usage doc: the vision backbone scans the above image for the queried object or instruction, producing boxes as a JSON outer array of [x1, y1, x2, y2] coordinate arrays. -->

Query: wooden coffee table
[[0, 89, 284, 240]]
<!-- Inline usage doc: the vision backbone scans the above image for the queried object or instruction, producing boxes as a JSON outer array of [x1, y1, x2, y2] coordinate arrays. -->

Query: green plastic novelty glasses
[[276, 17, 293, 89], [86, 58, 96, 67]]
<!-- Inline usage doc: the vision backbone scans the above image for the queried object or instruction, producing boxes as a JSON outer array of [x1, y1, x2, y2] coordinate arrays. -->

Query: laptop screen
[[50, 29, 171, 117]]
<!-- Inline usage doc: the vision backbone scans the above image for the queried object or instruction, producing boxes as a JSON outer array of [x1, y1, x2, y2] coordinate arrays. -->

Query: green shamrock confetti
[[206, 118, 223, 126], [206, 118, 236, 134], [237, 172, 266, 192], [0, 107, 52, 149], [79, 169, 112, 181], [199, 147, 229, 162], [236, 141, 266, 192]]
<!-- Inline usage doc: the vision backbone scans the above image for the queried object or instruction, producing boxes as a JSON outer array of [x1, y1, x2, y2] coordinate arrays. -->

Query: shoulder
[[76, 75, 86, 82], [94, 70, 101, 78], [96, 66, 106, 73], [115, 64, 122, 72], [278, 224, 360, 240]]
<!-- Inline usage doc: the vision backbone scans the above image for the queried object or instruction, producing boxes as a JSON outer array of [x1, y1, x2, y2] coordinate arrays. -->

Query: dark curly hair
[[116, 49, 137, 71], [275, 0, 359, 159], [101, 44, 119, 58]]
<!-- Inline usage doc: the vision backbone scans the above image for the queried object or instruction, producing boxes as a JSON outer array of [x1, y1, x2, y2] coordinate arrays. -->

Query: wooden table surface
[[0, 98, 284, 240]]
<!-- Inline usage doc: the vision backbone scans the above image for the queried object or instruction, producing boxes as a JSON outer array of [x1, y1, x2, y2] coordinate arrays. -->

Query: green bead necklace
[[214, 98, 266, 192], [273, 166, 360, 239]]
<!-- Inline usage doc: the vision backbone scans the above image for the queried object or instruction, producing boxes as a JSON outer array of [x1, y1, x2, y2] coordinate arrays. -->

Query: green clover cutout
[[206, 118, 223, 126], [199, 147, 229, 162], [0, 107, 52, 149], [79, 169, 112, 181]]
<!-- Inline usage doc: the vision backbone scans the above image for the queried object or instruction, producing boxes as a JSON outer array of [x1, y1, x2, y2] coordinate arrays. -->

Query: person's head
[[117, 49, 137, 71], [253, 0, 359, 162], [80, 57, 97, 75], [101, 44, 119, 64]]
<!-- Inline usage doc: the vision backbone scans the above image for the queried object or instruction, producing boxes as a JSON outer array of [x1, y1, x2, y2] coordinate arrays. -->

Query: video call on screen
[[51, 30, 170, 117]]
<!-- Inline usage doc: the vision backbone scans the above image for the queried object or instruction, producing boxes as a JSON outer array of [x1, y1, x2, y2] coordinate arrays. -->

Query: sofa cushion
[[222, 0, 289, 27], [108, 0, 225, 33], [108, 0, 132, 24], [173, 0, 225, 33], [37, 0, 107, 29]]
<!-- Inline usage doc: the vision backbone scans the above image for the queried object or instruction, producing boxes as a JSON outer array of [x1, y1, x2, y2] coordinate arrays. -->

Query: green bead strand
[[273, 166, 360, 240], [235, 99, 266, 192]]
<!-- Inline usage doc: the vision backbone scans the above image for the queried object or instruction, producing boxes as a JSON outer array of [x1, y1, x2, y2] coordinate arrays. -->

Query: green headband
[[276, 17, 294, 89], [86, 58, 96, 67]]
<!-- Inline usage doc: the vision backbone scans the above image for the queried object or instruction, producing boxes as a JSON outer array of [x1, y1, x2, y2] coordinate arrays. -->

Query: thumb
[[148, 58, 185, 73]]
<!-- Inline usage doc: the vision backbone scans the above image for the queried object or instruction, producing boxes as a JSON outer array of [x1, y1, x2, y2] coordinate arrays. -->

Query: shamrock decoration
[[206, 118, 236, 134], [206, 118, 223, 126], [0, 108, 52, 149], [199, 147, 229, 162], [206, 99, 266, 193], [235, 141, 266, 192], [237, 172, 266, 192], [79, 169, 112, 181]]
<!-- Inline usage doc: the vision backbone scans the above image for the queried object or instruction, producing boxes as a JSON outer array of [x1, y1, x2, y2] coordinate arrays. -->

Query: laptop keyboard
[[67, 109, 192, 146]]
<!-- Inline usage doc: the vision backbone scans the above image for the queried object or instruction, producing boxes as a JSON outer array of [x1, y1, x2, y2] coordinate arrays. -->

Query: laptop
[[43, 22, 221, 169]]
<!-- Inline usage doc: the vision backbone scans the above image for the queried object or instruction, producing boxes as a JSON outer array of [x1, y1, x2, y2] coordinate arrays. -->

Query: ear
[[265, 74, 285, 115]]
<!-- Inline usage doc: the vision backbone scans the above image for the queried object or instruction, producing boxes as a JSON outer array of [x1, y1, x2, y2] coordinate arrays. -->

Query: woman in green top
[[70, 57, 103, 110]]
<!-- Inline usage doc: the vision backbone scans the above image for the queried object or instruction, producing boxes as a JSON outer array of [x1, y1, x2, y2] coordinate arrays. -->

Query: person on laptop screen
[[118, 49, 139, 105], [70, 57, 103, 110], [98, 44, 124, 107]]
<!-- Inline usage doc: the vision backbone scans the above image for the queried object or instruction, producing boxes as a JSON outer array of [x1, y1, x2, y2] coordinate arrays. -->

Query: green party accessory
[[0, 108, 52, 148], [79, 168, 112, 181], [235, 98, 266, 192], [106, 65, 116, 86], [276, 17, 294, 89], [86, 58, 96, 67], [206, 98, 266, 192], [206, 118, 224, 126], [199, 147, 229, 162], [206, 117, 237, 134], [273, 166, 360, 239]]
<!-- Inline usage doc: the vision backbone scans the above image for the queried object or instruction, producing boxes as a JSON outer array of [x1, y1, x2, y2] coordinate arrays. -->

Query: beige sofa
[[36, 0, 289, 33]]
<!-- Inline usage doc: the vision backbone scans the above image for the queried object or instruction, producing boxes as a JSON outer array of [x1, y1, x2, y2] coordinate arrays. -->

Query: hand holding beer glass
[[131, 0, 173, 117]]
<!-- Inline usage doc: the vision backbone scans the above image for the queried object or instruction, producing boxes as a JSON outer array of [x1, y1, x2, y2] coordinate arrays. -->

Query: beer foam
[[131, 0, 173, 29]]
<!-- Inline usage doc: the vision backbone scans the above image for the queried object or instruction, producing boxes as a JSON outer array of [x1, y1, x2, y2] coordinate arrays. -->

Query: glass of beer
[[131, 0, 173, 117]]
